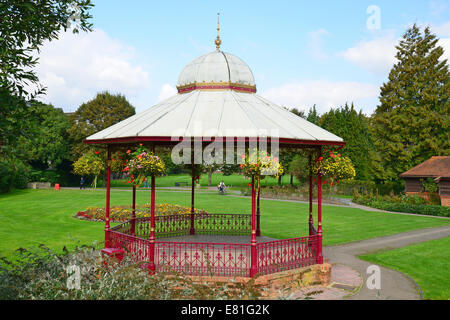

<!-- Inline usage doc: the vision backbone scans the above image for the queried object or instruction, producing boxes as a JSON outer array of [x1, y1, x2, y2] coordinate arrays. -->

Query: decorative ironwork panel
[[109, 230, 150, 269], [155, 241, 251, 277], [154, 215, 192, 238], [256, 235, 318, 275], [195, 214, 251, 235]]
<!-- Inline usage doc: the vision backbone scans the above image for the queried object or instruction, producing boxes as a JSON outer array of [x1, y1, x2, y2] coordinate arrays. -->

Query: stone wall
[[187, 263, 332, 299], [27, 182, 52, 189]]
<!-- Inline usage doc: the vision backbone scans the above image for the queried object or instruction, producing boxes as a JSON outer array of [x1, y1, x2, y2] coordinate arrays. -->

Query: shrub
[[0, 244, 264, 300], [0, 158, 30, 193], [353, 191, 450, 217]]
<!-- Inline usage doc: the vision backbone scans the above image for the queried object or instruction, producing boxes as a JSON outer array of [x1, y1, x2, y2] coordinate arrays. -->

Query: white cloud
[[338, 36, 398, 76], [433, 21, 450, 36], [261, 80, 379, 114], [34, 29, 150, 111], [157, 83, 177, 102], [308, 28, 329, 60], [432, 21, 450, 62], [339, 21, 450, 76]]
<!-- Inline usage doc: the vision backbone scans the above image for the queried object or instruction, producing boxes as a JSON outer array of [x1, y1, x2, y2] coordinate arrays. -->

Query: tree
[[277, 150, 296, 186], [0, 0, 93, 192], [67, 91, 136, 160], [288, 152, 310, 184], [289, 108, 306, 119], [319, 103, 373, 180], [370, 24, 450, 181], [73, 151, 105, 188], [18, 102, 71, 169], [1, 0, 93, 153], [0, 0, 93, 98], [306, 105, 320, 125]]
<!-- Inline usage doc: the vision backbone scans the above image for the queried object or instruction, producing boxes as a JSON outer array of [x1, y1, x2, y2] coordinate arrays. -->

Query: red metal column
[[105, 146, 111, 248], [250, 175, 257, 277], [317, 150, 323, 264], [149, 176, 156, 272], [309, 153, 313, 235], [190, 165, 195, 235], [131, 184, 136, 236], [256, 177, 261, 237]]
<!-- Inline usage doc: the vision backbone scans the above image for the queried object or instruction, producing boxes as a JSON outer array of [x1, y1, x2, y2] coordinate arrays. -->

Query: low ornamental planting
[[353, 192, 450, 217], [0, 244, 265, 300], [75, 203, 207, 222]]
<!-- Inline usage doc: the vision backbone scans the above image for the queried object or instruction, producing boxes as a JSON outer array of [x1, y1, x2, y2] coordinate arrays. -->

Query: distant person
[[218, 181, 226, 193], [80, 177, 85, 190], [143, 177, 149, 188]]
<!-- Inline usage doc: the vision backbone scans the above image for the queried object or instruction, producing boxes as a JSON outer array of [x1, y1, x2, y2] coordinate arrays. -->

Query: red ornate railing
[[195, 213, 251, 235], [109, 229, 151, 269], [109, 213, 318, 277], [257, 235, 319, 275], [155, 241, 251, 277]]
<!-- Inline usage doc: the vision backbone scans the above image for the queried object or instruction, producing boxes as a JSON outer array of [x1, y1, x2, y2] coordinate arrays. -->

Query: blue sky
[[36, 0, 450, 114]]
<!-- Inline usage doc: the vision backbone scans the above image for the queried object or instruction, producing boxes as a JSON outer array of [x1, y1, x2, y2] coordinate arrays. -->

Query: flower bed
[[75, 203, 207, 222]]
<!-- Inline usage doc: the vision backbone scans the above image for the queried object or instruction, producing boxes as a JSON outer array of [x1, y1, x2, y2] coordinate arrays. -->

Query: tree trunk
[[290, 174, 293, 186], [278, 175, 282, 186], [208, 167, 212, 187]]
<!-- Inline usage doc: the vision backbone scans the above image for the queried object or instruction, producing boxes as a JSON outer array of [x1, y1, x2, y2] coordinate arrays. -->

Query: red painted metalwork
[[131, 185, 136, 236], [105, 147, 111, 248], [149, 176, 156, 272], [317, 149, 323, 264], [256, 181, 261, 237], [115, 213, 250, 239], [84, 136, 346, 148], [109, 217, 319, 277], [190, 165, 196, 235], [155, 241, 251, 277], [257, 235, 318, 275], [309, 154, 314, 236], [98, 137, 329, 278], [250, 176, 257, 277], [101, 247, 125, 264]]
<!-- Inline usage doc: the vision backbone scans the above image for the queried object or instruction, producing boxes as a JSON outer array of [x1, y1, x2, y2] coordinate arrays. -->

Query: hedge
[[353, 197, 450, 217]]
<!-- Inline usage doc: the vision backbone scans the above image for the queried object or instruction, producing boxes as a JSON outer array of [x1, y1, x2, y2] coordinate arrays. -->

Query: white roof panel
[[86, 90, 344, 143]]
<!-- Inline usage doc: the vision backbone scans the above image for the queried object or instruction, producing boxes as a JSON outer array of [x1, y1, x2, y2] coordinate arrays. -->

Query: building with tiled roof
[[399, 156, 450, 206]]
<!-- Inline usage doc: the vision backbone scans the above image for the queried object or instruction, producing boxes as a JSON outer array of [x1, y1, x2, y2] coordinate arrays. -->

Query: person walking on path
[[80, 177, 85, 190], [143, 177, 149, 188]]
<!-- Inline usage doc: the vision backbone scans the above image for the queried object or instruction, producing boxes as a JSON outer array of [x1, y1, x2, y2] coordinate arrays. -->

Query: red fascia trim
[[84, 136, 346, 147]]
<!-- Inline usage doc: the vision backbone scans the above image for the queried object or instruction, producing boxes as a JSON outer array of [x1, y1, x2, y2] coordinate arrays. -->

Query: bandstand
[[84, 24, 345, 278]]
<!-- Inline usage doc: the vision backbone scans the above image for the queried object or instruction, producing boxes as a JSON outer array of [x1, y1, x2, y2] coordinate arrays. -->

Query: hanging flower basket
[[312, 150, 356, 185], [240, 149, 284, 179], [123, 144, 165, 185]]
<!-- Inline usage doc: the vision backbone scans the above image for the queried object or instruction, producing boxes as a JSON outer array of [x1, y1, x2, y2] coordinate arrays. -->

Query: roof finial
[[215, 13, 221, 51]]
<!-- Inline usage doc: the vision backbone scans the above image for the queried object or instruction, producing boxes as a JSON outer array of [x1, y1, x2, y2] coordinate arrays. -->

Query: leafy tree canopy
[[68, 91, 136, 160], [319, 103, 373, 180], [18, 102, 71, 168]]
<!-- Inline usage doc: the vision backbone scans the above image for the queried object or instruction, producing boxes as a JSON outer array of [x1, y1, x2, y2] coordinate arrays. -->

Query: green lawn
[[108, 173, 297, 188], [0, 188, 449, 258], [360, 236, 450, 300]]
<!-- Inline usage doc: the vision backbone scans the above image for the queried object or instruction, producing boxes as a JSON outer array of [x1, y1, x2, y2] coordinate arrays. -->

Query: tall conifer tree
[[370, 24, 449, 181]]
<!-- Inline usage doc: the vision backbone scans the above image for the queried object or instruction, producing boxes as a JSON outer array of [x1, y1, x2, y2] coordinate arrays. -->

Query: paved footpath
[[323, 225, 450, 300]]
